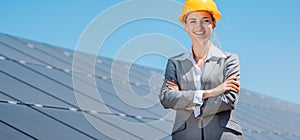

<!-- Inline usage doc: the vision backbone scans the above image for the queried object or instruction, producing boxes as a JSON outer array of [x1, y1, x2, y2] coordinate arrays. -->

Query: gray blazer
[[159, 45, 243, 140]]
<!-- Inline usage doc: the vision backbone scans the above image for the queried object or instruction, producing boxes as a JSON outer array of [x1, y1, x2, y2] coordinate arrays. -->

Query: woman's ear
[[212, 21, 216, 30], [184, 25, 188, 32]]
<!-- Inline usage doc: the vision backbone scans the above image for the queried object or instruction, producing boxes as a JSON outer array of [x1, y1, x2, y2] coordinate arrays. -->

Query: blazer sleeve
[[159, 59, 197, 109], [200, 54, 240, 117]]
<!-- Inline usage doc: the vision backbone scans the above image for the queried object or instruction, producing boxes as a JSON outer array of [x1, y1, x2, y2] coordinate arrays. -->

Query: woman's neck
[[192, 40, 211, 62]]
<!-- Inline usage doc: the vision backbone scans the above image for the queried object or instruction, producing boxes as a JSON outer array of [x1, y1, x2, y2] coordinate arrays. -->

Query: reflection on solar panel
[[1, 32, 300, 139]]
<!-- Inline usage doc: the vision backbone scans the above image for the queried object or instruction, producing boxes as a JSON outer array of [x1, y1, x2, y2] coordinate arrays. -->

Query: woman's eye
[[190, 21, 196, 23], [203, 19, 210, 23]]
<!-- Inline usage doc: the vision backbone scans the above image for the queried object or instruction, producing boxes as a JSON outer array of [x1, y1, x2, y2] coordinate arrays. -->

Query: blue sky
[[1, 0, 300, 105]]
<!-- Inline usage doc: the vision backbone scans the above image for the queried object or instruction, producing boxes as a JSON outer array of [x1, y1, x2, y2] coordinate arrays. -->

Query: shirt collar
[[174, 43, 226, 62], [206, 43, 227, 60]]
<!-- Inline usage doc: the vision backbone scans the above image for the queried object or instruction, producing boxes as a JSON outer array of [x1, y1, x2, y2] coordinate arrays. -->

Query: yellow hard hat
[[179, 0, 221, 24]]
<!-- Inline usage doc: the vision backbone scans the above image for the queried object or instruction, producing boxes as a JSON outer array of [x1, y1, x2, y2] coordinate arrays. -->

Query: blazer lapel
[[180, 59, 197, 90], [201, 45, 227, 90], [201, 59, 218, 90]]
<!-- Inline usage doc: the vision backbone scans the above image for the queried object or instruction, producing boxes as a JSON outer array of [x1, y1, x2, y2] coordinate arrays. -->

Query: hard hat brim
[[179, 10, 221, 24]]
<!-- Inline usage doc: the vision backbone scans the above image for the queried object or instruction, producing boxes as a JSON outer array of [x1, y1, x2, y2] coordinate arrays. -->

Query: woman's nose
[[195, 23, 204, 30]]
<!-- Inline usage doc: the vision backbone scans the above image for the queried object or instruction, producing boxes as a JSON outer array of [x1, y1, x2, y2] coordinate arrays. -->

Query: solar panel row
[[1, 33, 300, 139]]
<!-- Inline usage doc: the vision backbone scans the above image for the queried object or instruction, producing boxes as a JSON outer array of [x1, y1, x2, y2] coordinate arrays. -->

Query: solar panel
[[1, 32, 300, 139]]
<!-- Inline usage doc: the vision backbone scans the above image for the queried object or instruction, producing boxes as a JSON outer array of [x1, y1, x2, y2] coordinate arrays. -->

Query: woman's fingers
[[166, 80, 179, 91], [224, 77, 240, 93], [226, 83, 240, 93], [168, 86, 176, 90], [230, 84, 240, 92], [166, 80, 177, 86], [226, 77, 240, 88], [227, 79, 240, 87]]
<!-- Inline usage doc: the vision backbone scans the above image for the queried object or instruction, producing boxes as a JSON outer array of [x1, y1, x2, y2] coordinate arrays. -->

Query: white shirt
[[188, 48, 205, 117]]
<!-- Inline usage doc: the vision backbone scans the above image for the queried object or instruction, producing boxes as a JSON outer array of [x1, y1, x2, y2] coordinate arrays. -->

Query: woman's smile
[[194, 31, 205, 35]]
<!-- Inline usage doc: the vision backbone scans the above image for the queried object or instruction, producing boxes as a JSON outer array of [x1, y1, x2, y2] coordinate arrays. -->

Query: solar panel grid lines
[[0, 42, 44, 66], [239, 89, 300, 114], [0, 91, 100, 140], [0, 90, 145, 140], [0, 99, 173, 122], [0, 34, 173, 138], [239, 105, 287, 134], [0, 97, 173, 138], [236, 104, 300, 139], [0, 56, 172, 136], [238, 101, 300, 118], [0, 70, 142, 138], [0, 68, 76, 108], [0, 54, 105, 106], [4, 95, 300, 139], [0, 36, 95, 77], [254, 106, 300, 133], [239, 102, 300, 130], [0, 33, 170, 139], [0, 38, 68, 70], [0, 52, 164, 112], [3, 32, 163, 139], [5, 33, 175, 101], [0, 39, 162, 93], [0, 119, 38, 140], [0, 53, 168, 119]]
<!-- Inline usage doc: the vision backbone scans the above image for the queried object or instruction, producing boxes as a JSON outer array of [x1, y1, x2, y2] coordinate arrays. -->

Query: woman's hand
[[203, 77, 240, 99], [166, 79, 179, 91], [166, 80, 195, 111]]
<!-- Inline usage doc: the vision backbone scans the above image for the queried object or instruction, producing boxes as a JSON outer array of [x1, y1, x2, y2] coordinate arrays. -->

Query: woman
[[159, 0, 243, 139]]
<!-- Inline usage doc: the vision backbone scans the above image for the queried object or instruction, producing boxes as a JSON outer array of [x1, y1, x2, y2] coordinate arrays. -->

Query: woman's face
[[184, 11, 215, 42]]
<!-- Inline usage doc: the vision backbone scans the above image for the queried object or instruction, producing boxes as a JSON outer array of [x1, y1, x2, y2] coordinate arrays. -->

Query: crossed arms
[[159, 54, 240, 117]]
